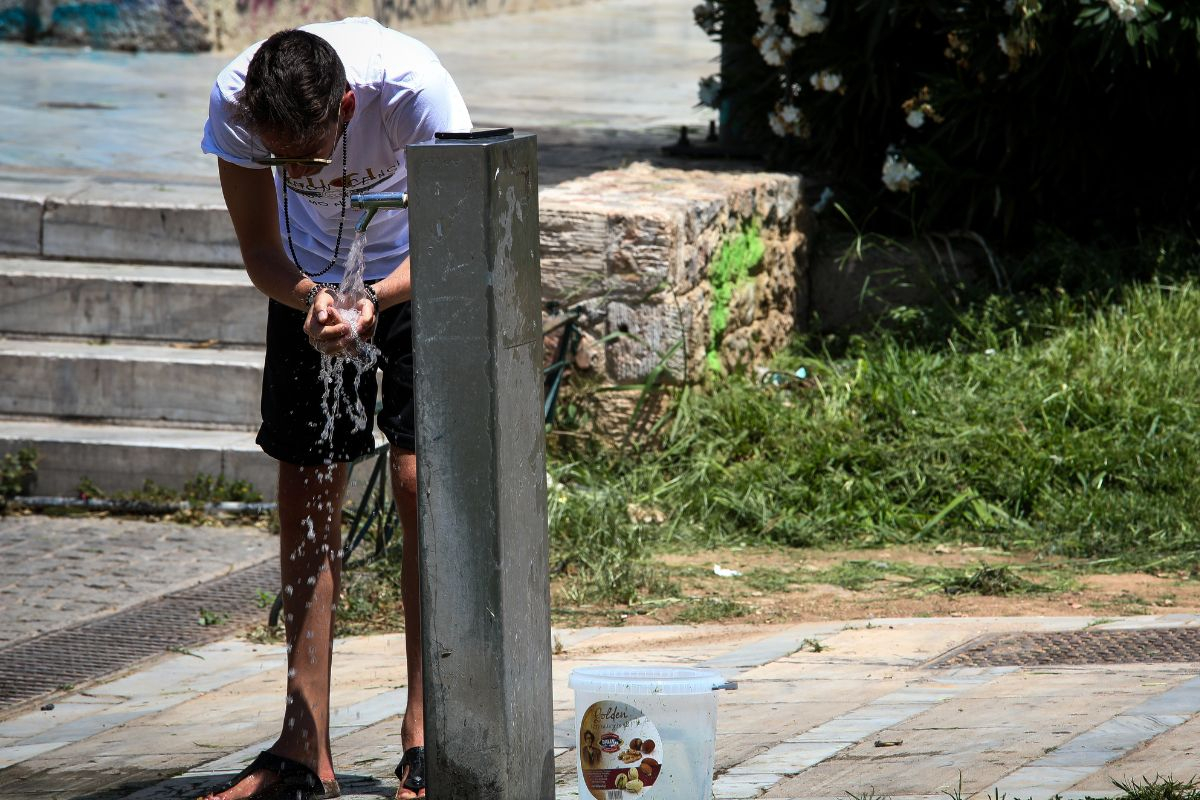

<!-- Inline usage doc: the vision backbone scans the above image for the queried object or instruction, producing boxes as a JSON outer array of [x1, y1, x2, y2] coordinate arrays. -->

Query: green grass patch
[[0, 447, 36, 505], [936, 564, 1047, 596], [674, 597, 750, 624], [549, 232, 1200, 603], [336, 549, 407, 637], [807, 559, 933, 591], [741, 566, 805, 593], [1111, 775, 1200, 800], [75, 473, 263, 505]]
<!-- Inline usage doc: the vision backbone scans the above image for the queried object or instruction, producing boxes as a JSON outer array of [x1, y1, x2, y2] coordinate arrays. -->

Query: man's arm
[[217, 159, 311, 309], [217, 159, 352, 345], [371, 256, 412, 311]]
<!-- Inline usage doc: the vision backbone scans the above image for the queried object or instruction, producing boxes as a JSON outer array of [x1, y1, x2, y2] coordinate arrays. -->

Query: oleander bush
[[693, 0, 1200, 243]]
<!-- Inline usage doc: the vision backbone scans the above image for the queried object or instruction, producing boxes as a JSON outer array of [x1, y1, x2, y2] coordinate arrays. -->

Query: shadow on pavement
[[62, 771, 393, 800]]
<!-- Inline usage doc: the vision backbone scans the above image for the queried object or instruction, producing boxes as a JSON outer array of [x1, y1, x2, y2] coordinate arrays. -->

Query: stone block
[[539, 205, 608, 301], [605, 292, 701, 384], [540, 162, 810, 387], [0, 195, 42, 255], [604, 209, 681, 296]]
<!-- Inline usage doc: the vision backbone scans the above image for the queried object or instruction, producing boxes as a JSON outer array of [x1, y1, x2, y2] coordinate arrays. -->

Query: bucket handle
[[713, 681, 738, 691]]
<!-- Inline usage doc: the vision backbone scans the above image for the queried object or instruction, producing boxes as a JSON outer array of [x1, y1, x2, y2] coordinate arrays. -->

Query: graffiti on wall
[[0, 0, 587, 51], [0, 0, 210, 49]]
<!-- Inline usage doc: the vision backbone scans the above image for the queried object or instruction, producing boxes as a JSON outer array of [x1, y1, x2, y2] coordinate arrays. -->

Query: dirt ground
[[549, 545, 1200, 628]]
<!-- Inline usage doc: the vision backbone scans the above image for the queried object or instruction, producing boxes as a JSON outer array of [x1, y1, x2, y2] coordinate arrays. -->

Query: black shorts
[[256, 298, 415, 466]]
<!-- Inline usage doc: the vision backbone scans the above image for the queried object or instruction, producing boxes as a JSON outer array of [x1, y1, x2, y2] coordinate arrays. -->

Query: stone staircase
[[0, 253, 278, 499], [0, 158, 810, 500]]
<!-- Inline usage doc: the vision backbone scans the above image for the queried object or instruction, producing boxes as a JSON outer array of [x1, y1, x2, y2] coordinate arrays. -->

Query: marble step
[[0, 337, 264, 427], [0, 418, 276, 499], [0, 257, 264, 344]]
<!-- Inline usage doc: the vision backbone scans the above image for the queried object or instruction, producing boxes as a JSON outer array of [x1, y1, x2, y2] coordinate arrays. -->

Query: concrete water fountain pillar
[[405, 130, 554, 799]]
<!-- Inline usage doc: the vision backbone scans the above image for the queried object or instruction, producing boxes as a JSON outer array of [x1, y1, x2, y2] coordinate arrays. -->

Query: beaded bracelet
[[304, 283, 339, 308]]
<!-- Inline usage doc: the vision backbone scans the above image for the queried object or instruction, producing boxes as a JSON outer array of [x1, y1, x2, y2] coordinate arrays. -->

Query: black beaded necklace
[[281, 123, 349, 279]]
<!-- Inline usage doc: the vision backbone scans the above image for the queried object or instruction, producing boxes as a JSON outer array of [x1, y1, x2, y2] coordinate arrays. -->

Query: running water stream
[[316, 231, 380, 443]]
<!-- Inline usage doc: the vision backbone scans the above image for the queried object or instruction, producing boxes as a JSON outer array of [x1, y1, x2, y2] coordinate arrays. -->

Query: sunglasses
[[252, 114, 343, 169]]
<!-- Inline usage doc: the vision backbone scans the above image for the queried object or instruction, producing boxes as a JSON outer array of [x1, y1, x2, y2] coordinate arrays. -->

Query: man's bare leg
[[204, 461, 346, 800], [390, 447, 424, 800]]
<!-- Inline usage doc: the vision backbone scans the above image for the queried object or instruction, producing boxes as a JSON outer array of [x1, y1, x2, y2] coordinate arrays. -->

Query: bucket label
[[579, 700, 662, 798]]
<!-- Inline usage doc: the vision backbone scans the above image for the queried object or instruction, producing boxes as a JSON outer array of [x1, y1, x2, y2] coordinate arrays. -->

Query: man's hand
[[303, 290, 377, 356], [351, 297, 378, 342], [304, 290, 351, 355]]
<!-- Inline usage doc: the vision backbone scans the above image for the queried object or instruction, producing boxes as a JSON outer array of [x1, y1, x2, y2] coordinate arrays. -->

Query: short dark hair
[[237, 29, 346, 145]]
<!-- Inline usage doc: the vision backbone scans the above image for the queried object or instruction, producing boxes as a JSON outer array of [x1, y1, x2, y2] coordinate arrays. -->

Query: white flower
[[809, 70, 842, 92], [767, 102, 806, 138], [905, 109, 925, 128], [693, 0, 719, 34], [756, 0, 777, 24], [698, 75, 721, 108], [881, 151, 921, 192], [1003, 0, 1018, 13], [789, 0, 828, 37], [1106, 0, 1148, 21], [754, 23, 795, 67]]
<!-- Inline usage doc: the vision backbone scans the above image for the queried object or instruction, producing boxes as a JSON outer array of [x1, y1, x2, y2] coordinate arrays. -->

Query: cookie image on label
[[578, 700, 663, 798]]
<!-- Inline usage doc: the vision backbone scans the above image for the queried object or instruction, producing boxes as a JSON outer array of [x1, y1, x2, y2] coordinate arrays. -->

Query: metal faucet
[[350, 192, 409, 233]]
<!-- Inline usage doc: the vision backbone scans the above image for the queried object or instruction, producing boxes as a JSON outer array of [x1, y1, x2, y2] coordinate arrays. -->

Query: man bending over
[[200, 18, 471, 800]]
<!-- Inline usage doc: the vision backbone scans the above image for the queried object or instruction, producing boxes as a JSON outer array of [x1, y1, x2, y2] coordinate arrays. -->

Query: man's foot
[[198, 767, 280, 800], [197, 751, 339, 800], [394, 746, 426, 800]]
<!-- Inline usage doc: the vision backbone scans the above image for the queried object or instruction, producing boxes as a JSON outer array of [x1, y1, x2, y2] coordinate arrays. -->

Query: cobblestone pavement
[[0, 615, 1197, 799], [0, 515, 274, 648]]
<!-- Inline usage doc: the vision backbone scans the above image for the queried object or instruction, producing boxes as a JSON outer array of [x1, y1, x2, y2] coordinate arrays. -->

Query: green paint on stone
[[707, 219, 764, 373]]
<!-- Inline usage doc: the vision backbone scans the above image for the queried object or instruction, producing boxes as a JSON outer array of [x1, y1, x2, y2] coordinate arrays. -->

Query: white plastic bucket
[[569, 665, 735, 800]]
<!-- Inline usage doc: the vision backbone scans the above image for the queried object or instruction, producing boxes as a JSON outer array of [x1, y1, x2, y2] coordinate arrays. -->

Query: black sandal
[[394, 746, 426, 797], [199, 750, 340, 800]]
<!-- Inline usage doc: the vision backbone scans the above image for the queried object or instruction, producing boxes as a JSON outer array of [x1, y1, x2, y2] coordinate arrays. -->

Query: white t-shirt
[[201, 17, 472, 283]]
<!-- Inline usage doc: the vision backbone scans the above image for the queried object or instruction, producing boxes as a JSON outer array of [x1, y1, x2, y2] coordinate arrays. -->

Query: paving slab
[[0, 615, 1197, 798], [0, 516, 273, 648], [1070, 713, 1200, 792], [767, 668, 1195, 799]]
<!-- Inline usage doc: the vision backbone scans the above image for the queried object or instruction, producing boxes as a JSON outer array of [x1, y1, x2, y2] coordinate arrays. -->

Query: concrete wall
[[1, 0, 593, 51]]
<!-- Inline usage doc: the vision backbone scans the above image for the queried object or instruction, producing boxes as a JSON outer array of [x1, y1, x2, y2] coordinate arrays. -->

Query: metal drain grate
[[930, 626, 1200, 668], [0, 559, 279, 709]]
